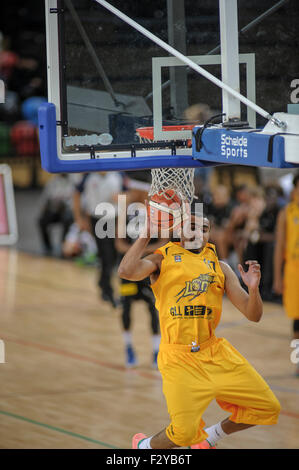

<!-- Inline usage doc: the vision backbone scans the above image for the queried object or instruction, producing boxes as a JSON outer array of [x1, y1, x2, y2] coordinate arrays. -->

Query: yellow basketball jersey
[[152, 241, 225, 345], [285, 201, 299, 264]]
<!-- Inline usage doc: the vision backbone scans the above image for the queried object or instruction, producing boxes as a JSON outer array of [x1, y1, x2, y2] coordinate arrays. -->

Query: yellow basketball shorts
[[158, 337, 281, 447], [283, 262, 299, 319]]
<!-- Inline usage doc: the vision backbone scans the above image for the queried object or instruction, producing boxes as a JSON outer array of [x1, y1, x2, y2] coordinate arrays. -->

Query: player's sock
[[152, 334, 160, 368], [204, 422, 228, 447], [138, 437, 152, 449]]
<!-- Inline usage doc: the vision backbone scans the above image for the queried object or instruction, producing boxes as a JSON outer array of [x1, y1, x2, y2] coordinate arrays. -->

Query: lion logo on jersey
[[175, 274, 215, 302]]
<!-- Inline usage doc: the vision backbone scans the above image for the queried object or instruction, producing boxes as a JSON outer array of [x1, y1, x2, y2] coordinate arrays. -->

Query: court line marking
[[3, 334, 299, 423], [0, 410, 118, 449], [3, 271, 98, 296], [1, 334, 160, 381], [279, 409, 299, 420]]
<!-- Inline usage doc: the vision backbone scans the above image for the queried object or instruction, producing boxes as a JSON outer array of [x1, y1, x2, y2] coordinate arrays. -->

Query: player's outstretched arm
[[220, 260, 263, 322]]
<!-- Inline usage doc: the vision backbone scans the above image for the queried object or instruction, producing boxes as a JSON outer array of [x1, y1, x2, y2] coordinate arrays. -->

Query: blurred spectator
[[73, 171, 123, 308], [37, 174, 74, 256], [219, 184, 253, 264], [62, 222, 97, 265], [0, 40, 46, 123], [278, 172, 297, 201], [21, 96, 47, 126], [0, 50, 19, 82], [205, 185, 234, 259], [243, 185, 282, 301], [1, 47, 45, 101], [10, 120, 39, 156], [183, 103, 213, 125]]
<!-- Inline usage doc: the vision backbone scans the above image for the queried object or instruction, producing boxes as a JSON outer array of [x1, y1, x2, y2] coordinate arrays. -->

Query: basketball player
[[73, 171, 122, 307], [273, 172, 299, 376], [118, 204, 280, 449]]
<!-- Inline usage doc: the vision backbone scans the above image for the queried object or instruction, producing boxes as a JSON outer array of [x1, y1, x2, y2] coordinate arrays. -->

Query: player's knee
[[169, 422, 198, 447]]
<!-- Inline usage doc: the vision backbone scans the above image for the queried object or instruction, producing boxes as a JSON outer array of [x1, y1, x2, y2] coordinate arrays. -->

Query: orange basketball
[[148, 190, 182, 229]]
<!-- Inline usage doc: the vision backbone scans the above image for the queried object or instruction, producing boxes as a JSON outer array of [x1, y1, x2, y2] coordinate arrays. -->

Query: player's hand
[[238, 260, 261, 291], [139, 200, 154, 240]]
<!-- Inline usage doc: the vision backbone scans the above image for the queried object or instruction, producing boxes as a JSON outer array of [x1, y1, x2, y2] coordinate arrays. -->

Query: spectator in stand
[[62, 222, 97, 264], [0, 40, 46, 123], [220, 185, 253, 266], [243, 185, 282, 301], [205, 185, 234, 259], [37, 174, 75, 256]]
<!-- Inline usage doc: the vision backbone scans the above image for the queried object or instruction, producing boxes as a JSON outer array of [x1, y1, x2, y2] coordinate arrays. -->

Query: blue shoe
[[126, 345, 137, 368]]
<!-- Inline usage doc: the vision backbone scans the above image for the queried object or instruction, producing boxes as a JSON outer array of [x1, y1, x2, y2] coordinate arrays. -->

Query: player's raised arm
[[118, 235, 162, 281], [118, 203, 163, 281], [220, 260, 263, 322]]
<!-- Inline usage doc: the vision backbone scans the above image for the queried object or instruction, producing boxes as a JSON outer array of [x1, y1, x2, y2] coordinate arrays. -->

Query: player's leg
[[90, 216, 116, 306], [190, 419, 255, 449], [293, 319, 299, 340], [138, 282, 160, 368], [191, 338, 280, 449], [98, 236, 118, 306], [214, 339, 280, 437], [133, 429, 176, 449], [293, 320, 299, 377], [133, 348, 215, 449], [38, 206, 59, 254], [120, 292, 137, 368]]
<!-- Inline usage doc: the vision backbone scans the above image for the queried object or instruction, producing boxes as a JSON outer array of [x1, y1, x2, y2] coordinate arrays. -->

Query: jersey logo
[[175, 274, 215, 302], [173, 253, 183, 262]]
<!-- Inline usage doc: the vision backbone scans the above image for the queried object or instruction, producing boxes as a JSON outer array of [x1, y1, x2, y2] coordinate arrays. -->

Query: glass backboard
[[40, 0, 299, 171]]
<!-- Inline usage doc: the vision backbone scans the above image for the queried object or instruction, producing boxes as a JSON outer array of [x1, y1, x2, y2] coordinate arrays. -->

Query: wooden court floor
[[0, 248, 298, 449]]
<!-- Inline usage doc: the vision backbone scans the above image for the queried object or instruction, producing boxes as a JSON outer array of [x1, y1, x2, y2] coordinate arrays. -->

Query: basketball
[[148, 190, 183, 229]]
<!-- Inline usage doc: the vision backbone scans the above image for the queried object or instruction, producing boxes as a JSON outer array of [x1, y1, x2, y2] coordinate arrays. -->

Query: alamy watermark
[[0, 80, 5, 104], [290, 339, 299, 365], [93, 197, 205, 249], [290, 79, 299, 104], [0, 340, 5, 363]]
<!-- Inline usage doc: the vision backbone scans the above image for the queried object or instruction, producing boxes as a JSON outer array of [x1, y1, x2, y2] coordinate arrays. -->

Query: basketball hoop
[[136, 125, 196, 203]]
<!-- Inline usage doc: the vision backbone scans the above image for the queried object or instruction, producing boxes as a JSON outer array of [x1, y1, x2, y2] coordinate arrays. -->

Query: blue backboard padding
[[192, 126, 298, 168], [38, 102, 215, 173]]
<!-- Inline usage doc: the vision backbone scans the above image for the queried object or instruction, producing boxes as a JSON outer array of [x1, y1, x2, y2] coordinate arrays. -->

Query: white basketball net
[[149, 168, 195, 203], [136, 128, 195, 203]]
